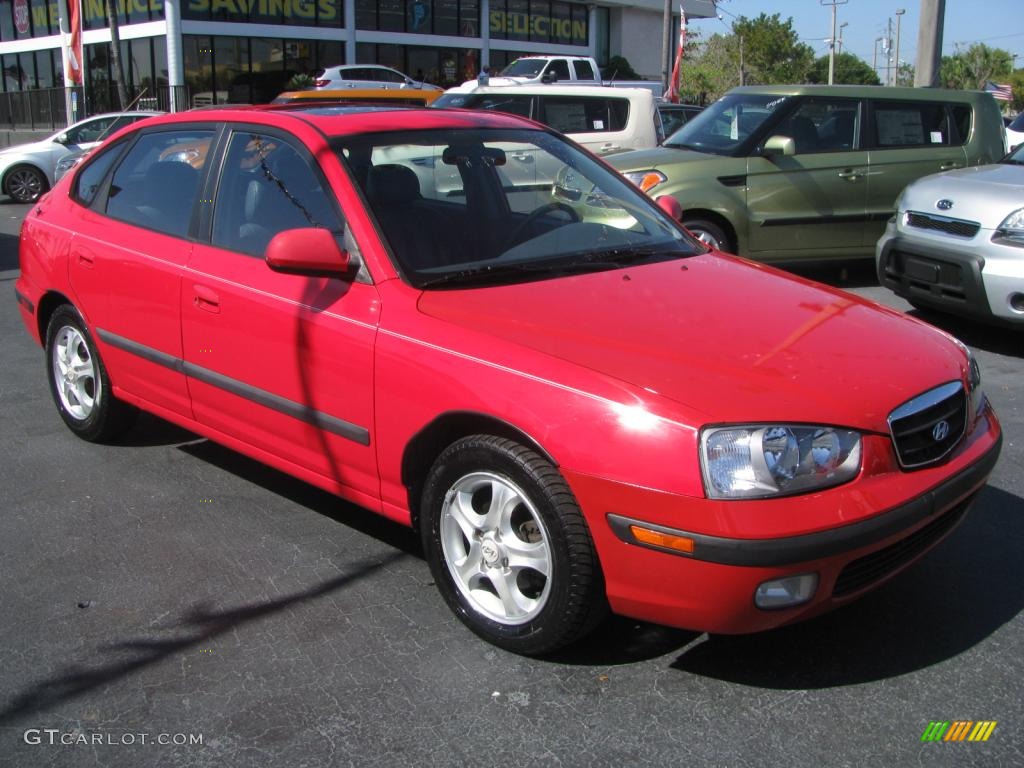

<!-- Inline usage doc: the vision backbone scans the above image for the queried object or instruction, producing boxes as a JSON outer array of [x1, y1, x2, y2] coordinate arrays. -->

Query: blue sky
[[695, 1, 1023, 76]]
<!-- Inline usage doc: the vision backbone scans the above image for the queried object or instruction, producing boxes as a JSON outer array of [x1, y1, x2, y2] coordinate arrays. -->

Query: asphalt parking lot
[[0, 197, 1021, 768]]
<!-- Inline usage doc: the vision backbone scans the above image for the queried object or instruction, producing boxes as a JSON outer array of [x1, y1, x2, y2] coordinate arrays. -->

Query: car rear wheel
[[45, 306, 136, 442], [4, 164, 48, 203], [683, 217, 733, 253], [421, 435, 606, 655]]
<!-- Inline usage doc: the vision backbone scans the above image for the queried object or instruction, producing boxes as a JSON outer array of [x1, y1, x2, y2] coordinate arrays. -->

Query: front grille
[[832, 498, 972, 597], [888, 382, 966, 469], [906, 212, 980, 238]]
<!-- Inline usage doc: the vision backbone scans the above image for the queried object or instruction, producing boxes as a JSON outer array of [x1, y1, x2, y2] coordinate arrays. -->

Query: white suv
[[433, 85, 661, 156]]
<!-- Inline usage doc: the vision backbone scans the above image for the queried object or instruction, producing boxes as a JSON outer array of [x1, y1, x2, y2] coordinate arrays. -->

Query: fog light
[[1009, 292, 1024, 313], [755, 573, 819, 609]]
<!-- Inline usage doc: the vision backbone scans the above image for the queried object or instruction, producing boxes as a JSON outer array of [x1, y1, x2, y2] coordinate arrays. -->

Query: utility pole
[[915, 0, 946, 87], [886, 16, 893, 85], [893, 9, 905, 86], [739, 34, 745, 86], [821, 0, 848, 86]]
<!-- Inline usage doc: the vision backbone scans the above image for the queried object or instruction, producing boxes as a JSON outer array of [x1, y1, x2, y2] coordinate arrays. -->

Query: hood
[[900, 163, 1024, 228], [416, 255, 965, 432], [606, 147, 744, 175], [0, 137, 50, 157]]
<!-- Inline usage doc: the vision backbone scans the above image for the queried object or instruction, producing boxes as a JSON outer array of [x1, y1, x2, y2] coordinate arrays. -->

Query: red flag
[[665, 6, 686, 104], [66, 0, 83, 85]]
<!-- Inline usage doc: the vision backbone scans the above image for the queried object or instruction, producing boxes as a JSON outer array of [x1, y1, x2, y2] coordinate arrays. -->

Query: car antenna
[[97, 88, 150, 142]]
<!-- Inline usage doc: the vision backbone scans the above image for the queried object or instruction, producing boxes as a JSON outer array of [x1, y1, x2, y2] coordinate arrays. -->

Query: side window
[[472, 95, 533, 118], [381, 68, 405, 83], [542, 97, 628, 134], [950, 105, 972, 145], [72, 141, 125, 206], [573, 60, 595, 80], [65, 117, 116, 145], [872, 101, 948, 147], [212, 131, 342, 257], [547, 59, 571, 81], [775, 98, 861, 154], [105, 129, 214, 238]]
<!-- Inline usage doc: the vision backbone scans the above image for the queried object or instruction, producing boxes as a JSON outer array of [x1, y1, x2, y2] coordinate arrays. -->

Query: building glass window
[[316, 41, 343, 71], [459, 0, 479, 36]]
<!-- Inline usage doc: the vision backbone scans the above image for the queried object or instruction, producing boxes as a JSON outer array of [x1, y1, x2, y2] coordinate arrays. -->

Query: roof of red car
[[145, 104, 534, 137]]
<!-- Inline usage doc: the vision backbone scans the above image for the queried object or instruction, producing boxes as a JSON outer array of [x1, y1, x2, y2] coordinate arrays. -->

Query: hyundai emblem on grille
[[936, 199, 953, 210], [933, 420, 950, 441]]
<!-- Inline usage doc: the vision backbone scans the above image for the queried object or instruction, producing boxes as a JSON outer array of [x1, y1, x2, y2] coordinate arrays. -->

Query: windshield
[[335, 128, 699, 288], [664, 93, 791, 156], [1004, 142, 1024, 165], [1009, 112, 1024, 132], [500, 59, 546, 77]]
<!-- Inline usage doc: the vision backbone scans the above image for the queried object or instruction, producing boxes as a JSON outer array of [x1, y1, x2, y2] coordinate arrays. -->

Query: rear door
[[865, 99, 969, 245], [745, 97, 870, 258], [67, 126, 215, 417]]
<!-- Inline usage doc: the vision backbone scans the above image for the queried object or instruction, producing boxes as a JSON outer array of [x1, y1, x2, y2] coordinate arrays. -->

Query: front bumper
[[565, 405, 1001, 635], [877, 221, 1024, 325]]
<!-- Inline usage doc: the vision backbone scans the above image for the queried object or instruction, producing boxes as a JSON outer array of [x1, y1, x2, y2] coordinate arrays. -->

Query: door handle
[[837, 169, 863, 180], [511, 153, 533, 162], [599, 144, 620, 153], [193, 284, 220, 313], [74, 251, 95, 268]]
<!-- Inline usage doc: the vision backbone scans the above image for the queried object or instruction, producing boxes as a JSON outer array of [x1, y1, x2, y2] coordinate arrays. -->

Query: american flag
[[985, 81, 1012, 101]]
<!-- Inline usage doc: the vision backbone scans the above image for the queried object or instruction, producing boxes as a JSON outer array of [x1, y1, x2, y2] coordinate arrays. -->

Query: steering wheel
[[501, 202, 581, 252]]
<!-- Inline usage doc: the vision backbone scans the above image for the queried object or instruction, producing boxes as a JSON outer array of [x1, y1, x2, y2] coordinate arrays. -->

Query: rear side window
[[541, 96, 629, 134], [467, 94, 533, 118], [872, 101, 949, 147], [105, 129, 214, 238], [573, 60, 595, 80]]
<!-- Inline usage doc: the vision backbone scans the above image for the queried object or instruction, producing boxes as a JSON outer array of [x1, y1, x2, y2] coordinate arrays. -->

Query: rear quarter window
[[950, 105, 972, 144]]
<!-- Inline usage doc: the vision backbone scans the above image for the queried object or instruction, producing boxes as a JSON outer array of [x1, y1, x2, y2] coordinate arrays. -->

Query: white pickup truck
[[457, 55, 662, 95]]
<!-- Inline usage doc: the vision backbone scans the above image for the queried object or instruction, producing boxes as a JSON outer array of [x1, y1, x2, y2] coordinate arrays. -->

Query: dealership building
[[0, 0, 715, 114]]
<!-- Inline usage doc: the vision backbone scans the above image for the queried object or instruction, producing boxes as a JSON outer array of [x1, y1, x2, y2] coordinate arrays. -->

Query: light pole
[[894, 9, 905, 86], [838, 21, 848, 54], [821, 0, 849, 85], [873, 36, 885, 80]]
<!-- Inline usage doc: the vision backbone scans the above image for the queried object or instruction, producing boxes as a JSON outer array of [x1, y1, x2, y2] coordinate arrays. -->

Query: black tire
[[4, 164, 48, 203], [421, 435, 606, 655], [682, 217, 734, 253], [45, 305, 137, 442]]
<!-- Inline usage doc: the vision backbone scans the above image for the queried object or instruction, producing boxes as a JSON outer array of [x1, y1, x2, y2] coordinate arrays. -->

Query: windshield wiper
[[416, 248, 685, 289]]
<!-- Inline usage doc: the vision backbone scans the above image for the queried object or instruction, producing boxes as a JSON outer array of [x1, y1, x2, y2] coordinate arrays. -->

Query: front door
[[181, 128, 380, 499], [745, 98, 869, 260]]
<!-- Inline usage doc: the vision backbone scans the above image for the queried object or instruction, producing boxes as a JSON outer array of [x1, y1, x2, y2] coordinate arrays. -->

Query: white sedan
[[877, 142, 1024, 326], [0, 111, 161, 203]]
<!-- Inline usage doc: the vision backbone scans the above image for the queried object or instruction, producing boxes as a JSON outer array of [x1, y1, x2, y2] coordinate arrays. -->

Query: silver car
[[0, 111, 162, 203], [313, 64, 441, 92], [877, 141, 1024, 326]]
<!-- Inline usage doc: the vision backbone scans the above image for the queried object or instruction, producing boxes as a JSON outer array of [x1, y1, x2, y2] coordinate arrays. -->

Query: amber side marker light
[[629, 525, 695, 554]]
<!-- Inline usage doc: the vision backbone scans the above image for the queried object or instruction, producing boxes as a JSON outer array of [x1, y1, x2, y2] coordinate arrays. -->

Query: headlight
[[701, 425, 862, 499], [622, 169, 666, 193], [993, 207, 1024, 246], [54, 153, 85, 180]]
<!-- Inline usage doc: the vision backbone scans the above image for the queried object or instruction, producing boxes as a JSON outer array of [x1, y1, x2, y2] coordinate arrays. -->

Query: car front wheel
[[4, 165, 48, 203], [683, 217, 733, 253], [45, 305, 136, 441], [421, 435, 606, 655]]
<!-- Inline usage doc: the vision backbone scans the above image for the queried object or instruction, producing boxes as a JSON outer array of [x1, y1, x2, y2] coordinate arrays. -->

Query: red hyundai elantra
[[15, 105, 1001, 654]]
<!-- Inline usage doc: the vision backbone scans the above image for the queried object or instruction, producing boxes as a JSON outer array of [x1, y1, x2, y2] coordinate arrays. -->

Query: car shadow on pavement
[[0, 551, 407, 726], [176, 437, 422, 557], [0, 231, 19, 272], [906, 308, 1023, 358], [669, 485, 1024, 688]]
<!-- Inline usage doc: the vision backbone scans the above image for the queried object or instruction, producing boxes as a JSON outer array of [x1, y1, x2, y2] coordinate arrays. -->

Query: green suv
[[607, 85, 1005, 261]]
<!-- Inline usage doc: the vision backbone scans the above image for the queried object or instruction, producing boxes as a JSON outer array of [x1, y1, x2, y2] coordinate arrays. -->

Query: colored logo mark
[[921, 721, 997, 742]]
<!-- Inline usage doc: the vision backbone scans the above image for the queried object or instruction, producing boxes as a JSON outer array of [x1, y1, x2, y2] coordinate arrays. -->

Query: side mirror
[[763, 135, 796, 158], [55, 132, 69, 145], [541, 71, 556, 84], [265, 228, 352, 277], [655, 195, 682, 220]]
